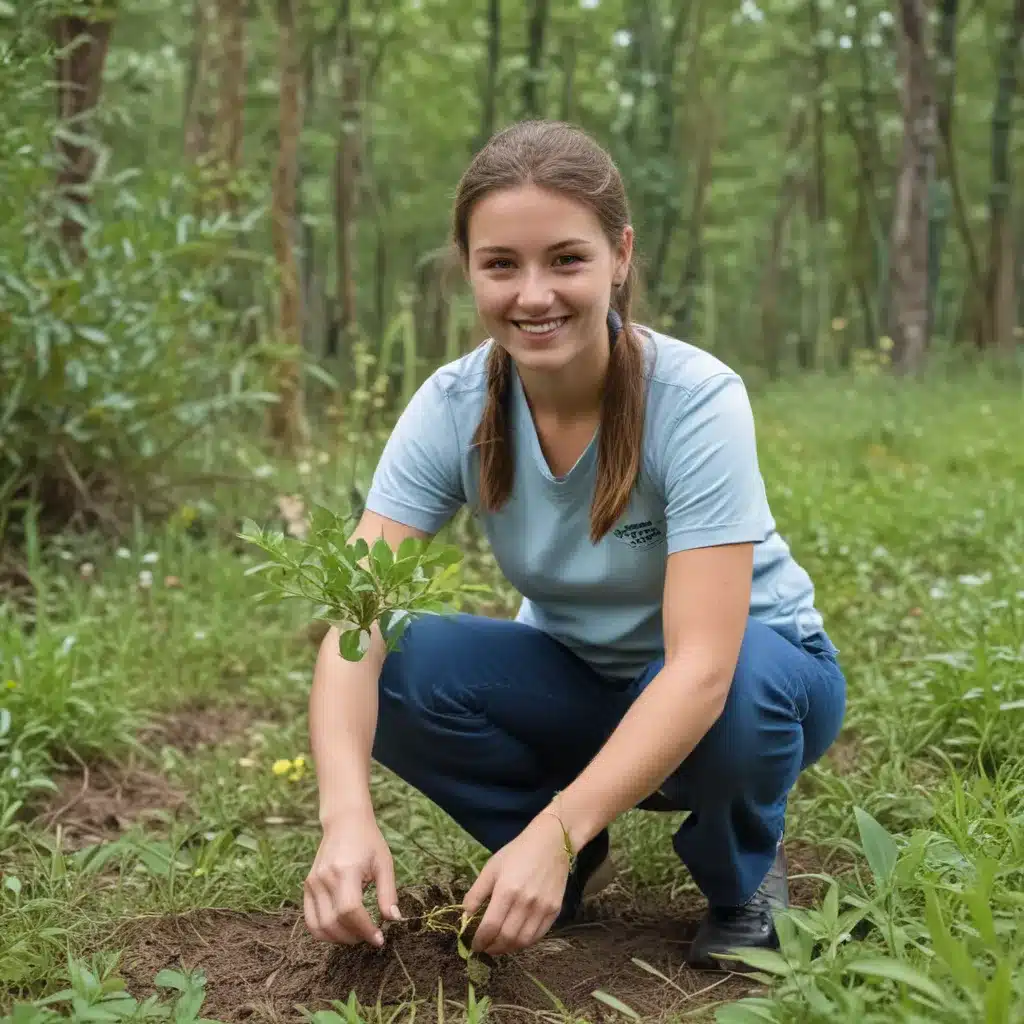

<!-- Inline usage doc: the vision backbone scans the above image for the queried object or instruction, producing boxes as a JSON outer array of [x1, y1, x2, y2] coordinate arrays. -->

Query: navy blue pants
[[372, 614, 846, 906]]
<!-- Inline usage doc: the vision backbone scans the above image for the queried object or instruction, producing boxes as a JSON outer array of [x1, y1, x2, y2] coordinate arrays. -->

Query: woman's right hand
[[303, 809, 401, 946]]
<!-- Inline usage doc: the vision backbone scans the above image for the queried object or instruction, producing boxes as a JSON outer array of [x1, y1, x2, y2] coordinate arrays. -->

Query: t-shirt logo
[[612, 519, 665, 549]]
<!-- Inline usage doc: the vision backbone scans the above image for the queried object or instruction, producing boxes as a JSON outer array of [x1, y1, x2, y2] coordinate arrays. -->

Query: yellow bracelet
[[541, 810, 577, 866]]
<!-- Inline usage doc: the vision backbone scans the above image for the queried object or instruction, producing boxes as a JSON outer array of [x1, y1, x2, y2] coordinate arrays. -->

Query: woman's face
[[465, 184, 632, 377]]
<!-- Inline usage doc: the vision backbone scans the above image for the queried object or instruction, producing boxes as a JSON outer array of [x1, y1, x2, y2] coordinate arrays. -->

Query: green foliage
[[240, 504, 487, 660], [0, 960, 222, 1024], [2, 377, 1024, 1022], [718, 794, 1024, 1023], [0, 3, 277, 540]]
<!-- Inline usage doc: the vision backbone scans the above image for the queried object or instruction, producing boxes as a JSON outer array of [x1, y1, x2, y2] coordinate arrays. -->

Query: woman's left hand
[[462, 812, 571, 956]]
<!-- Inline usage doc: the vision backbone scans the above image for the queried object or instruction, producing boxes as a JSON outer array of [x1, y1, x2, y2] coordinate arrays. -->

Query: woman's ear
[[614, 225, 634, 286]]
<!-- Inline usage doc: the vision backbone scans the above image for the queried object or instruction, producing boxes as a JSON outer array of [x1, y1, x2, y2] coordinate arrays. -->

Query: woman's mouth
[[511, 316, 570, 341]]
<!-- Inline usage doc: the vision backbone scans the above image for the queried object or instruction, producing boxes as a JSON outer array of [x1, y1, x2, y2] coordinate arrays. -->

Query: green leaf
[[155, 969, 189, 991], [173, 982, 206, 1023], [370, 537, 393, 575], [351, 538, 369, 562], [714, 946, 793, 976], [4, 875, 21, 896], [845, 957, 945, 1003], [984, 961, 1012, 1024], [925, 916, 976, 990], [823, 881, 839, 924], [714, 1001, 779, 1023], [854, 807, 898, 888], [591, 990, 640, 1019], [396, 536, 423, 561], [339, 628, 371, 662], [76, 326, 110, 345]]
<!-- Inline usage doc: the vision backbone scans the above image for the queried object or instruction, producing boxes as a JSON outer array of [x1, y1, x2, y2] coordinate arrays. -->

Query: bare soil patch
[[33, 701, 264, 850], [137, 700, 263, 754], [35, 758, 187, 851], [114, 884, 760, 1023]]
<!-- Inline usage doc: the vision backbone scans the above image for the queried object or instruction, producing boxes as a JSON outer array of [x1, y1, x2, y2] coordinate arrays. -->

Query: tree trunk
[[329, 0, 361, 360], [53, 5, 115, 257], [888, 0, 936, 375], [268, 0, 307, 451], [927, 0, 958, 333], [478, 0, 501, 148], [521, 0, 549, 118], [559, 30, 575, 122], [979, 0, 1023, 350], [802, 0, 829, 371], [648, 0, 696, 303], [183, 0, 216, 161], [212, 0, 245, 213], [760, 110, 808, 378]]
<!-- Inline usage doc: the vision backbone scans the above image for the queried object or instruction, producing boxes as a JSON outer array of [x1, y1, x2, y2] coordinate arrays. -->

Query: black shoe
[[686, 840, 789, 971], [552, 828, 614, 929]]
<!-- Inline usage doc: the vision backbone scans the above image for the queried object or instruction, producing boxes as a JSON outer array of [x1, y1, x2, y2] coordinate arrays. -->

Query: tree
[[979, 0, 1023, 350], [53, 1, 116, 256], [887, 0, 936, 374], [268, 0, 308, 450]]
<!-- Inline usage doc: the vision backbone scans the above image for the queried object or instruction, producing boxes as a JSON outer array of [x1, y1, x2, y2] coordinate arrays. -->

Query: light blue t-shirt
[[365, 326, 824, 681]]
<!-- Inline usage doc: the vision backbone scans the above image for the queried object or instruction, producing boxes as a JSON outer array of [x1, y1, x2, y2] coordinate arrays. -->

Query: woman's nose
[[516, 269, 554, 311]]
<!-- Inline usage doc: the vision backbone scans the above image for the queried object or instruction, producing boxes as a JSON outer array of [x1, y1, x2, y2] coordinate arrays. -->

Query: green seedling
[[392, 901, 491, 987], [239, 503, 488, 661]]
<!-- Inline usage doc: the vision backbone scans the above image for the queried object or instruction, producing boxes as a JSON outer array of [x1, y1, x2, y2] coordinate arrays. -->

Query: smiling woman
[[303, 120, 846, 970]]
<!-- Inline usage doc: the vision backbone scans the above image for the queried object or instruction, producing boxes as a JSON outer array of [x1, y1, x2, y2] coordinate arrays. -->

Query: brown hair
[[453, 120, 647, 544]]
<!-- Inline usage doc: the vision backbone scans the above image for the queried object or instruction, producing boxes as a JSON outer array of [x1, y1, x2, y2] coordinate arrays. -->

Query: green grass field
[[2, 370, 1023, 1023]]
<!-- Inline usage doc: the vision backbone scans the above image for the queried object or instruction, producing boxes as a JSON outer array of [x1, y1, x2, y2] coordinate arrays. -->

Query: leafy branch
[[238, 503, 485, 661]]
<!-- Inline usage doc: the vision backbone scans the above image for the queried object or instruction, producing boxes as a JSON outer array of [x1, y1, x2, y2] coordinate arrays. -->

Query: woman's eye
[[555, 254, 582, 267], [487, 258, 514, 270]]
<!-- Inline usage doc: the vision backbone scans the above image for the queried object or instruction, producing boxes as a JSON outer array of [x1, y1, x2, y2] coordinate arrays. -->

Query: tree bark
[[521, 0, 549, 118], [887, 0, 936, 375], [478, 0, 501, 147], [53, 4, 115, 257], [979, 0, 1023, 350], [927, 0, 958, 332], [183, 0, 216, 161], [212, 0, 245, 213], [268, 0, 308, 450], [803, 0, 829, 371], [329, 0, 361, 360], [760, 109, 809, 378]]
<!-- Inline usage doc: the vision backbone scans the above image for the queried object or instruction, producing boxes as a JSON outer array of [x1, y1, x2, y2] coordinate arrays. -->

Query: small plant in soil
[[239, 504, 488, 661]]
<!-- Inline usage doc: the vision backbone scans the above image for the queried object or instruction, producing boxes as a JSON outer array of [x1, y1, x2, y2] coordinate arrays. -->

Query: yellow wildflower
[[271, 759, 292, 776], [4, 680, 16, 690]]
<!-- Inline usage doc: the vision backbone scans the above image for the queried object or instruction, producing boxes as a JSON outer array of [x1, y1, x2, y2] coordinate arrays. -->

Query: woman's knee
[[378, 612, 476, 716], [672, 622, 812, 799]]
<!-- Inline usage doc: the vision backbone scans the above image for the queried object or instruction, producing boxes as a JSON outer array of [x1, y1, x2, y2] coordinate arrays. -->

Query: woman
[[303, 120, 846, 971]]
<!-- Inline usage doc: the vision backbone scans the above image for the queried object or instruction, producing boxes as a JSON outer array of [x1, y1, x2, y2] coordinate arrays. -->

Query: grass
[[1, 368, 1023, 1022]]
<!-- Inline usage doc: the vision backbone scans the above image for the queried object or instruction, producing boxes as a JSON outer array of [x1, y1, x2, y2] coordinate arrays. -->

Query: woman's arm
[[309, 509, 432, 830], [541, 541, 753, 853]]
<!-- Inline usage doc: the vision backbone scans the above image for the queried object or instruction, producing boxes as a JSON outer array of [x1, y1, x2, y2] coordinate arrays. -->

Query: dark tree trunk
[[927, 0, 958, 333], [521, 0, 549, 118], [888, 0, 936, 374], [53, 6, 115, 256], [979, 0, 1024, 350], [268, 0, 307, 450], [478, 0, 501, 147]]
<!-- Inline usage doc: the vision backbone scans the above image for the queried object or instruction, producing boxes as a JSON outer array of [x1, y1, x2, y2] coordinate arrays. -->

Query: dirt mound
[[114, 884, 760, 1022]]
